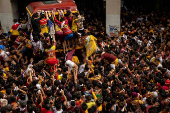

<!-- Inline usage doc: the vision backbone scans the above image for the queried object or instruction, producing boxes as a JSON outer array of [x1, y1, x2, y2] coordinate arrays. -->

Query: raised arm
[[61, 89, 67, 106], [45, 11, 49, 20]]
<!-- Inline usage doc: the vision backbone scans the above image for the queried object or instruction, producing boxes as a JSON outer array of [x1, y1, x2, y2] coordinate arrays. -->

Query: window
[[43, 1, 58, 4]]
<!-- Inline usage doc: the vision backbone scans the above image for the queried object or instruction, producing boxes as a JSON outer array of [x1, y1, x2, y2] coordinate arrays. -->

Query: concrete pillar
[[106, 0, 121, 37], [0, 0, 19, 33]]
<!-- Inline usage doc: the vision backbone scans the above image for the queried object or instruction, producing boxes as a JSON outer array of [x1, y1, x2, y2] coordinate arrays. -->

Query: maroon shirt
[[67, 16, 73, 28], [158, 86, 169, 90], [66, 49, 75, 61], [101, 52, 117, 62], [67, 105, 81, 112]]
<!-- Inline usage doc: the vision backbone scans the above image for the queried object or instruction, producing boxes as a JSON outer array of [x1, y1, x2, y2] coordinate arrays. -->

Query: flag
[[84, 35, 97, 57]]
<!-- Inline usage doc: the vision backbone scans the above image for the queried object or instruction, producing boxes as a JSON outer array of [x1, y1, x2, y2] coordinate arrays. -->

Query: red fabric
[[41, 108, 53, 113], [0, 56, 3, 61], [39, 19, 47, 25], [14, 36, 22, 48], [145, 105, 153, 113], [66, 49, 75, 61], [11, 23, 20, 30], [101, 52, 117, 62], [46, 58, 58, 66], [165, 80, 170, 86], [62, 25, 72, 35], [76, 100, 83, 105], [158, 86, 169, 90], [54, 17, 72, 35], [46, 50, 56, 59], [67, 105, 81, 112], [67, 16, 72, 28]]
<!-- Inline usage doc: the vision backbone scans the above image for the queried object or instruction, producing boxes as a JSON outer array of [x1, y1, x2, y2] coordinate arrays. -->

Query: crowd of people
[[0, 4, 169, 113]]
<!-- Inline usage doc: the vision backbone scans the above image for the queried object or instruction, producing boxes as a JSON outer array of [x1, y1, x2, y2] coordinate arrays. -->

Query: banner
[[84, 35, 97, 57], [109, 25, 118, 37]]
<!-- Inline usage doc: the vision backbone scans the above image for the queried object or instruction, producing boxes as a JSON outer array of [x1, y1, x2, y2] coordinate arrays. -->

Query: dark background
[[16, 0, 170, 14]]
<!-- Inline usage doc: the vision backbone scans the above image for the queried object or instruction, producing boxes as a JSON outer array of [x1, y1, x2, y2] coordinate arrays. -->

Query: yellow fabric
[[88, 60, 94, 68], [84, 35, 97, 57], [85, 110, 88, 113], [45, 45, 55, 52], [55, 24, 62, 32], [92, 92, 102, 111], [119, 32, 124, 36], [11, 30, 19, 36], [151, 57, 156, 62], [71, 19, 78, 32], [112, 58, 118, 67], [86, 101, 95, 109], [87, 73, 101, 81], [147, 55, 151, 60], [5, 67, 9, 72], [67, 73, 71, 78], [58, 74, 63, 80], [132, 100, 143, 105], [72, 56, 80, 65], [38, 78, 44, 84], [3, 73, 7, 79], [41, 26, 48, 34], [26, 40, 32, 48], [1, 90, 6, 95], [149, 30, 154, 34]]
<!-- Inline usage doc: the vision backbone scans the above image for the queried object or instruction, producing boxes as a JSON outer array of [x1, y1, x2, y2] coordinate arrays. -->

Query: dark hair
[[27, 104, 34, 113], [33, 13, 39, 18], [45, 104, 51, 110], [106, 103, 112, 110], [131, 105, 137, 112], [46, 90, 52, 97], [54, 80, 60, 87], [55, 102, 62, 110], [96, 98, 102, 106], [71, 100, 76, 107], [74, 107, 80, 113], [0, 107, 7, 113], [40, 14, 45, 19], [88, 108, 94, 113], [134, 87, 139, 93], [13, 19, 17, 23], [160, 79, 165, 86], [82, 102, 87, 111], [140, 104, 146, 112]]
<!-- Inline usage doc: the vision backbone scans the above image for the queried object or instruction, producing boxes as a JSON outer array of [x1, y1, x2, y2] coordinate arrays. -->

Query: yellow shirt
[[71, 19, 78, 32], [92, 92, 102, 111], [86, 101, 96, 109], [58, 74, 63, 80], [10, 29, 19, 36]]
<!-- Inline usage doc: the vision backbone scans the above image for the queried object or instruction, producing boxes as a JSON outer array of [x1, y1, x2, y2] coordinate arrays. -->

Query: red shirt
[[54, 17, 72, 35], [39, 19, 47, 25], [11, 23, 20, 30], [101, 52, 117, 62], [165, 80, 170, 86], [41, 108, 52, 113], [158, 86, 169, 90]]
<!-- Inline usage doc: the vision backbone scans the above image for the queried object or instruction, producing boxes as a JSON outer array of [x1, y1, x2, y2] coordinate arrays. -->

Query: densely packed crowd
[[0, 5, 169, 113]]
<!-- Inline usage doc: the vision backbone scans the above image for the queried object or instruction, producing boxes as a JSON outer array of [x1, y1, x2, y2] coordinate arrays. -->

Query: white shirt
[[78, 64, 85, 74], [0, 50, 9, 61], [53, 107, 63, 113]]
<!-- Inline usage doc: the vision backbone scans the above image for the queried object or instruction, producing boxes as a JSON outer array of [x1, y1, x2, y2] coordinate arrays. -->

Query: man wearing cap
[[94, 50, 118, 71]]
